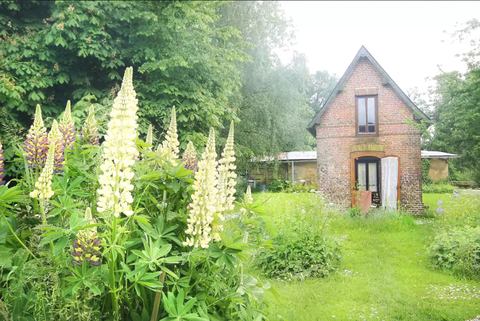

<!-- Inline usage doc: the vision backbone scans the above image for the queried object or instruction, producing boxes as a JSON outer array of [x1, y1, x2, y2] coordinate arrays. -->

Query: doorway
[[355, 156, 381, 207]]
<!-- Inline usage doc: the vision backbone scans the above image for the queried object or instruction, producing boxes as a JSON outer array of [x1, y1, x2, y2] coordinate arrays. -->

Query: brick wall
[[316, 58, 424, 215]]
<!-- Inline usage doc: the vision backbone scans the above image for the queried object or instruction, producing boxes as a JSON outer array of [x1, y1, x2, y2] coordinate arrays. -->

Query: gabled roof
[[307, 46, 430, 137]]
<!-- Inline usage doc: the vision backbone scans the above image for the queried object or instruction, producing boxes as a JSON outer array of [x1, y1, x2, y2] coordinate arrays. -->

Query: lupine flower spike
[[184, 128, 218, 249], [81, 105, 100, 146], [48, 120, 65, 173], [242, 186, 254, 243], [0, 141, 5, 186], [182, 141, 198, 173], [97, 67, 138, 218], [29, 142, 55, 201], [217, 121, 237, 212], [24, 104, 49, 168], [143, 124, 153, 159], [240, 186, 253, 215], [71, 207, 102, 266], [59, 100, 76, 150], [215, 121, 236, 241], [157, 106, 179, 166]]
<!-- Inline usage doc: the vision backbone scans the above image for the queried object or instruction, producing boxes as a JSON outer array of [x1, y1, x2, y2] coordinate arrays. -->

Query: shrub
[[422, 182, 457, 194], [284, 183, 317, 193], [256, 231, 341, 281], [427, 226, 480, 279], [267, 180, 291, 192]]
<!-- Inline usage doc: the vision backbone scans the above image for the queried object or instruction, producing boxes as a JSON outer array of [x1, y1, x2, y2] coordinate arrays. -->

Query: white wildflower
[[184, 128, 218, 248], [240, 185, 253, 215], [96, 67, 138, 218], [217, 121, 236, 214], [157, 106, 179, 166], [30, 142, 55, 201]]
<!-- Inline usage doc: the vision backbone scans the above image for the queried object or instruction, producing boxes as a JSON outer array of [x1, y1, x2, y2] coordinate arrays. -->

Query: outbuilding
[[307, 46, 429, 214]]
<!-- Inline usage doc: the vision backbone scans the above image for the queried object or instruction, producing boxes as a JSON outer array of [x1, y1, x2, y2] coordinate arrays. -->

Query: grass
[[249, 192, 480, 321]]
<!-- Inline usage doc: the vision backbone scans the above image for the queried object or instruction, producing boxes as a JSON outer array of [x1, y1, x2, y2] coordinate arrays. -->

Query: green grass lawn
[[249, 192, 480, 321]]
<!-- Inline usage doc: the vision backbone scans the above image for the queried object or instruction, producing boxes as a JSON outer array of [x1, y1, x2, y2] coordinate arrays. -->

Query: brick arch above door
[[350, 151, 385, 208]]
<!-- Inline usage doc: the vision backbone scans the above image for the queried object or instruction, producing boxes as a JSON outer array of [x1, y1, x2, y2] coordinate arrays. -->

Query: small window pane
[[359, 125, 366, 133], [357, 163, 366, 191], [358, 98, 366, 125], [367, 98, 375, 125], [368, 162, 377, 192], [368, 125, 375, 132]]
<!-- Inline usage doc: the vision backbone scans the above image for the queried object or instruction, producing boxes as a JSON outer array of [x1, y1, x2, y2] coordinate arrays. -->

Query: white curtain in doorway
[[381, 157, 399, 210]]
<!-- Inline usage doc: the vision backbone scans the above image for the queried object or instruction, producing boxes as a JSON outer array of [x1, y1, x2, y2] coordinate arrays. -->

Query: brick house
[[307, 46, 429, 215]]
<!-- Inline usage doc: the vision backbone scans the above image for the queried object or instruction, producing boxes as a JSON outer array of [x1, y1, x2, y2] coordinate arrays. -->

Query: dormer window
[[356, 95, 378, 136]]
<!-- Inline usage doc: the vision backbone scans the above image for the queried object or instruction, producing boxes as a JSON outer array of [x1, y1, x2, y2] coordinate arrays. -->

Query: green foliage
[[252, 193, 341, 281], [0, 1, 247, 170], [256, 231, 341, 281], [427, 226, 480, 279], [284, 183, 317, 193], [421, 158, 433, 185], [422, 182, 457, 194], [267, 180, 291, 193], [217, 2, 337, 171], [0, 90, 272, 320]]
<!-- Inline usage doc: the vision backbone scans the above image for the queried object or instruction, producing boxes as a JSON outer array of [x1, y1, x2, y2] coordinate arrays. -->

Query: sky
[[278, 1, 480, 96]]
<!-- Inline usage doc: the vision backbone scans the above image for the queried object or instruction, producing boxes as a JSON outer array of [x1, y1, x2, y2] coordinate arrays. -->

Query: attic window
[[356, 95, 378, 136]]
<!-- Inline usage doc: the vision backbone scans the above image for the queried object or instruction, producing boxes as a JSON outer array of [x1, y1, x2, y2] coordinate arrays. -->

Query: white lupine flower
[[30, 142, 55, 201], [184, 128, 218, 248], [96, 67, 138, 218], [240, 186, 253, 215], [217, 121, 236, 217], [157, 106, 179, 166], [144, 124, 153, 158]]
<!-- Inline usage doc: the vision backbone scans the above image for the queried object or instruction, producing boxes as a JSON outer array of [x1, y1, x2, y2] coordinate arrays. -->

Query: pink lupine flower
[[72, 208, 102, 266], [182, 141, 198, 173], [23, 105, 49, 168]]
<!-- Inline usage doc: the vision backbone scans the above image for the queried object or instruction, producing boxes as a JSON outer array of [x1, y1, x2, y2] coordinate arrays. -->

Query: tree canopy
[[0, 0, 337, 178]]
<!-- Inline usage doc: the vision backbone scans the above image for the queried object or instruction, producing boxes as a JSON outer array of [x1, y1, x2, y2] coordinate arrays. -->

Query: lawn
[[249, 192, 480, 321]]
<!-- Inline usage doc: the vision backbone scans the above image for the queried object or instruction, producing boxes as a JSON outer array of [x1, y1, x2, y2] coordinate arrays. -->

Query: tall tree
[[427, 19, 480, 182], [0, 1, 247, 146], [217, 1, 336, 172]]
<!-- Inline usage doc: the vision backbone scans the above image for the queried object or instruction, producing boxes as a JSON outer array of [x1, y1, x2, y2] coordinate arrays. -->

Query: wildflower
[[71, 208, 102, 266], [182, 141, 198, 172], [146, 124, 153, 150], [436, 206, 443, 214], [184, 128, 218, 249], [453, 189, 459, 199], [97, 67, 138, 218], [59, 101, 76, 150], [48, 120, 65, 173], [0, 141, 5, 186], [217, 121, 237, 215], [24, 104, 49, 168], [29, 142, 55, 201], [157, 106, 179, 166], [437, 200, 443, 206], [240, 186, 253, 215], [143, 124, 153, 159], [81, 105, 99, 146]]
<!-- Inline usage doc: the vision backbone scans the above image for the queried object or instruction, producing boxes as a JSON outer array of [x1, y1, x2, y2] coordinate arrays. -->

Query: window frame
[[355, 95, 379, 137]]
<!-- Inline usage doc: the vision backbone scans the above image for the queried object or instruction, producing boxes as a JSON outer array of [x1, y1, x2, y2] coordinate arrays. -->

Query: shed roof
[[306, 46, 430, 137], [252, 151, 317, 163], [421, 150, 460, 159]]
